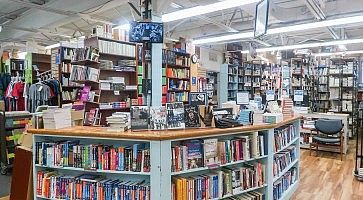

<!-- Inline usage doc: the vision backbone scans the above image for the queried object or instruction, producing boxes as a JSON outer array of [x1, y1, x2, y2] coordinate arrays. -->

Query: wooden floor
[[292, 139, 363, 200]]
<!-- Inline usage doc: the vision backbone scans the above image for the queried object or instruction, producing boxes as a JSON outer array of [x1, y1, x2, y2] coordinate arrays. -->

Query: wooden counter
[[28, 115, 301, 141]]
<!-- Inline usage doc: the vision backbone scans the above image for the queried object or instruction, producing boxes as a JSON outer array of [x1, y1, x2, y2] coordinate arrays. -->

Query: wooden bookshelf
[[162, 49, 191, 104]]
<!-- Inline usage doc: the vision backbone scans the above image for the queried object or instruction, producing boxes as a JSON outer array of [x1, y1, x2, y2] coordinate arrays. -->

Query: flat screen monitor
[[129, 21, 164, 43], [254, 0, 269, 38]]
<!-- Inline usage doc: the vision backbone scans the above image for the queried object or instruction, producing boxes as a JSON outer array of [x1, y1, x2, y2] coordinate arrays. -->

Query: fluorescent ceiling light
[[193, 14, 363, 45], [314, 50, 363, 57], [162, 0, 260, 22], [170, 2, 183, 9], [45, 43, 60, 49], [113, 24, 130, 30], [239, 38, 363, 53]]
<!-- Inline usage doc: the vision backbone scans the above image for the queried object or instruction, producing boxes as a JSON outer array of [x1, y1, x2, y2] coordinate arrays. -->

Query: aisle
[[292, 140, 363, 200]]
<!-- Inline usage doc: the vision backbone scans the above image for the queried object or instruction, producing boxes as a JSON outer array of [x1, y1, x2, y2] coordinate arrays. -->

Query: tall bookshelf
[[290, 58, 313, 107], [162, 49, 191, 104], [242, 60, 263, 99], [315, 58, 330, 112], [69, 36, 141, 125], [30, 116, 301, 200], [329, 58, 358, 137]]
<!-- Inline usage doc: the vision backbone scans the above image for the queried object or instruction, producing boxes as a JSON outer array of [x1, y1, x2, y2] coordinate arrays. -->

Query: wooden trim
[[27, 115, 302, 141]]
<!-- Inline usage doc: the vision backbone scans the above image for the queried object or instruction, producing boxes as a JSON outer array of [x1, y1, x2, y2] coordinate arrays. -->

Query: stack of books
[[36, 172, 150, 200], [172, 162, 265, 199], [282, 98, 294, 118], [106, 112, 130, 132], [43, 108, 72, 129]]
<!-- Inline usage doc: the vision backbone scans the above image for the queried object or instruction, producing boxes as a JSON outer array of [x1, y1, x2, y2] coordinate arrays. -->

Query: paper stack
[[43, 108, 72, 129], [106, 112, 130, 132]]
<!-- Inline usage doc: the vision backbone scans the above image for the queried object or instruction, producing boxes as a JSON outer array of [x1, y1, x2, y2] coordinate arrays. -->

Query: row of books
[[97, 40, 136, 58], [273, 167, 297, 200], [169, 80, 190, 91], [166, 68, 190, 79], [70, 65, 100, 82], [72, 47, 100, 62], [162, 49, 191, 67], [273, 146, 297, 178], [62, 90, 80, 101], [167, 92, 189, 103], [273, 125, 297, 152], [34, 141, 151, 172], [171, 133, 265, 172], [36, 171, 150, 200], [172, 162, 265, 200]]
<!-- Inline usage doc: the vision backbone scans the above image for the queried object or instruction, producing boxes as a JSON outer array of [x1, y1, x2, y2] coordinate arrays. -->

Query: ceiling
[[1, 0, 363, 53]]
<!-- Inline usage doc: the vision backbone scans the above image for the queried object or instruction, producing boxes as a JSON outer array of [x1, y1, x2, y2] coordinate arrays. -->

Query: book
[[184, 105, 201, 128], [166, 102, 185, 129], [131, 106, 149, 130], [183, 140, 203, 169], [204, 138, 219, 166], [150, 106, 167, 130]]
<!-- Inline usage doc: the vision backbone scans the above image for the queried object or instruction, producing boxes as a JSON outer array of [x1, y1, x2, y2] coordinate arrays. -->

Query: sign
[[254, 0, 269, 38], [266, 90, 275, 101], [236, 92, 250, 105], [189, 92, 207, 107], [294, 90, 304, 102]]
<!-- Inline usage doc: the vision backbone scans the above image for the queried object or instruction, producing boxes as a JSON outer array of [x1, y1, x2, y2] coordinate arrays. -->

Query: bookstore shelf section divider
[[31, 116, 301, 200]]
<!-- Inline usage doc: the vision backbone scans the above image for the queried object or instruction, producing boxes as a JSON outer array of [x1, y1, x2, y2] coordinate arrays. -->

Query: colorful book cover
[[184, 105, 201, 128], [183, 140, 203, 169], [166, 102, 185, 129], [130, 106, 149, 130], [150, 106, 167, 130]]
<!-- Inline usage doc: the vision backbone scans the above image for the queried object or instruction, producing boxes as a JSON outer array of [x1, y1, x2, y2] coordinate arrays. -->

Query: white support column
[[160, 140, 172, 200], [150, 141, 162, 200], [266, 128, 275, 200], [151, 15, 163, 106]]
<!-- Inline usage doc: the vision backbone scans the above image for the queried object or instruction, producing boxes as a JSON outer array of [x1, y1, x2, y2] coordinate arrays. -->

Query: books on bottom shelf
[[171, 133, 266, 173], [34, 141, 150, 173], [36, 171, 150, 200], [172, 162, 266, 200], [273, 167, 298, 200]]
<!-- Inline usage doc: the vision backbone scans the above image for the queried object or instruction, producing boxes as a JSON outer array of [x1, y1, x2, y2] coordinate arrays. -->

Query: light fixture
[[314, 50, 363, 57], [113, 24, 130, 30], [170, 2, 183, 9], [192, 14, 363, 45], [238, 38, 363, 53], [162, 0, 260, 22], [45, 43, 60, 49]]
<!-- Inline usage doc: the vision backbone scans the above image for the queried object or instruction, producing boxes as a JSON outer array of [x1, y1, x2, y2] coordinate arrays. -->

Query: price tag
[[38, 85, 43, 92], [114, 91, 120, 95]]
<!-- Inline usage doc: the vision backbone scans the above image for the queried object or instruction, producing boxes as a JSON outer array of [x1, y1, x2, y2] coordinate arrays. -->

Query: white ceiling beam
[[196, 15, 238, 33], [304, 0, 340, 39]]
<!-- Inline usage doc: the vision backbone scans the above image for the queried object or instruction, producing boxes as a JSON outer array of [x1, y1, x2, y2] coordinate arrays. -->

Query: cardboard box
[[0, 100, 4, 111]]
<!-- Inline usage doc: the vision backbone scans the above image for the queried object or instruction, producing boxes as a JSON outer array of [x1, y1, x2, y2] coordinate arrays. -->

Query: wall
[[198, 47, 223, 72]]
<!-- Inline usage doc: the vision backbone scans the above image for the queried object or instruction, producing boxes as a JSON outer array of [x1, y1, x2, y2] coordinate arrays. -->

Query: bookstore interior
[[2, 0, 363, 200]]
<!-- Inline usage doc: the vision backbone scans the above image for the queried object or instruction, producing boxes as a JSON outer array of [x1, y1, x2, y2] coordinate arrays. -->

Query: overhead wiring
[[80, 0, 114, 14]]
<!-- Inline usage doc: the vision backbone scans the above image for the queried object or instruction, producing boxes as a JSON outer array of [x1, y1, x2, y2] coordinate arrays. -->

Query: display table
[[28, 116, 301, 200], [300, 112, 348, 154]]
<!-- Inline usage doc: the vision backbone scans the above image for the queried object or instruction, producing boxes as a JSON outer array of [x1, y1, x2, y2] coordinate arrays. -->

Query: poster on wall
[[281, 65, 290, 98], [294, 90, 304, 102], [189, 92, 207, 107]]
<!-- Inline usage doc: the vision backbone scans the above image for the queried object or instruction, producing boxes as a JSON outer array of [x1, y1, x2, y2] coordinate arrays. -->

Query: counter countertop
[[28, 115, 302, 141]]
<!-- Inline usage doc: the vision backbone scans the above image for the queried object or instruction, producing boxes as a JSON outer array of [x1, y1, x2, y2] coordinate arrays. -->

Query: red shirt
[[11, 82, 25, 111]]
